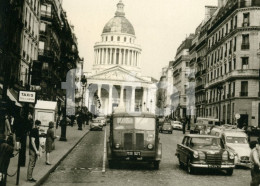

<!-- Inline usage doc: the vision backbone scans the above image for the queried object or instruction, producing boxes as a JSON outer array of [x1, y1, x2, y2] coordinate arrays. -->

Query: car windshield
[[191, 137, 223, 148], [135, 118, 155, 130], [226, 136, 248, 144]]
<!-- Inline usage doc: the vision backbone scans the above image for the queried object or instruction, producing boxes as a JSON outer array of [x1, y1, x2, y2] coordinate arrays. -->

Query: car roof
[[112, 112, 155, 118], [184, 134, 220, 138]]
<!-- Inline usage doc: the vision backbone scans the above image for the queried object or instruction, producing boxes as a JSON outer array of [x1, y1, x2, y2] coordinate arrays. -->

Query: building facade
[[36, 0, 79, 102], [205, 0, 260, 127], [86, 1, 157, 115], [172, 34, 195, 118], [19, 0, 40, 87]]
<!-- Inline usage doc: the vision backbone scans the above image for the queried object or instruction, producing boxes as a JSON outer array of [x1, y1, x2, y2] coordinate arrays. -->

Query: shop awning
[[7, 88, 23, 107]]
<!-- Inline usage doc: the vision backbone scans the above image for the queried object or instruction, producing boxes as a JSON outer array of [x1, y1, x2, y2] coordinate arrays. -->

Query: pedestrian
[[45, 122, 56, 165], [27, 120, 41, 183], [182, 117, 186, 134], [4, 114, 11, 141], [9, 115, 14, 133], [77, 113, 83, 130], [0, 135, 14, 186], [250, 137, 260, 186]]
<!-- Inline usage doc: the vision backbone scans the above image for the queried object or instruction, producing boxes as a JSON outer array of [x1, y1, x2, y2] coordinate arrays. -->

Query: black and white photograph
[[0, 0, 260, 185]]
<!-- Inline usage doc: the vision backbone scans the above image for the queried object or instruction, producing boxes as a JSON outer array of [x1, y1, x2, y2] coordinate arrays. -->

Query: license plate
[[127, 151, 141, 156], [209, 165, 221, 168]]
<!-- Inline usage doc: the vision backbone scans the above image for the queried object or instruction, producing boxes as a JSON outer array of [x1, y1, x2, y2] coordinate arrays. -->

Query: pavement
[[6, 124, 90, 186]]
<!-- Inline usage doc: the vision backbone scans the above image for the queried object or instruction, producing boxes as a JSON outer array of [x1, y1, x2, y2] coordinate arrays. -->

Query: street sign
[[18, 91, 37, 103], [235, 113, 240, 120]]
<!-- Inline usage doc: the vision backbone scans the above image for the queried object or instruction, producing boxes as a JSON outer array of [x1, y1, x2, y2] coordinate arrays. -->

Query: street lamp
[[78, 75, 87, 130], [217, 84, 223, 125]]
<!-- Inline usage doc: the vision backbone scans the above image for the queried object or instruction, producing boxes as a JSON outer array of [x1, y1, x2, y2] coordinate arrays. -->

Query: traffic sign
[[235, 113, 240, 120]]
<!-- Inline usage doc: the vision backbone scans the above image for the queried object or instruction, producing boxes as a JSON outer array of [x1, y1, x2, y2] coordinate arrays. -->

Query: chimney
[[218, 0, 223, 8], [205, 6, 218, 20]]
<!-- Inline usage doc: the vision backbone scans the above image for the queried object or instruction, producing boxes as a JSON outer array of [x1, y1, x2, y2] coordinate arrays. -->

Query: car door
[[183, 137, 191, 164], [178, 137, 187, 163]]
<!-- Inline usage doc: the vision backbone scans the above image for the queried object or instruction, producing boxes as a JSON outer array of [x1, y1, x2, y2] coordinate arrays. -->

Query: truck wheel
[[108, 160, 114, 169], [226, 168, 233, 176], [154, 161, 160, 170]]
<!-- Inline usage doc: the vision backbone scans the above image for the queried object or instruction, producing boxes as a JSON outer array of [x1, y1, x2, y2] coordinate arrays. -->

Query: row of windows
[[102, 35, 134, 43], [206, 81, 251, 102], [25, 3, 40, 39], [207, 57, 249, 82], [22, 35, 38, 62], [208, 12, 250, 48]]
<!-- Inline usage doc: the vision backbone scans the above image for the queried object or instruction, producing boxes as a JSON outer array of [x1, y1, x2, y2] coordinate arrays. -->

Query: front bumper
[[111, 150, 157, 161], [90, 125, 103, 129], [191, 163, 235, 169]]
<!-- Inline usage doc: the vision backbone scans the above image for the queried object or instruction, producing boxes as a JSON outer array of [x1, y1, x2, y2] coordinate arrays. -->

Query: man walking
[[250, 138, 260, 186], [27, 120, 41, 183]]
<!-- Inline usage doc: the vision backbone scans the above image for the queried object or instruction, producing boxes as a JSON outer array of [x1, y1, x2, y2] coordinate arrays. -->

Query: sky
[[62, 0, 217, 79]]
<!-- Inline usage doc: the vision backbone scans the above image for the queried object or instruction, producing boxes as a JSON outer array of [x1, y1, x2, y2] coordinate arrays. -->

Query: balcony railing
[[240, 92, 248, 96], [241, 44, 250, 50], [242, 22, 250, 27]]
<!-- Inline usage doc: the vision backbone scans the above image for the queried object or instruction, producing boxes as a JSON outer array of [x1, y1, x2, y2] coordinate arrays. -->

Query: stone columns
[[98, 84, 102, 102], [113, 48, 116, 65], [128, 50, 131, 66], [119, 85, 125, 107], [108, 84, 113, 114], [132, 51, 134, 66], [109, 48, 112, 64], [142, 87, 147, 112], [104, 48, 107, 64], [119, 48, 122, 65], [123, 49, 126, 65], [131, 86, 136, 112]]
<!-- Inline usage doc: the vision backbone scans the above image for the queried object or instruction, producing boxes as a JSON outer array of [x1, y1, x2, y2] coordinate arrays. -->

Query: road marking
[[102, 127, 107, 173]]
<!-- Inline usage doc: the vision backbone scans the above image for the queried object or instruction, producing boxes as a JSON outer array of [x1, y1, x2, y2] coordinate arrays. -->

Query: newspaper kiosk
[[34, 100, 58, 151]]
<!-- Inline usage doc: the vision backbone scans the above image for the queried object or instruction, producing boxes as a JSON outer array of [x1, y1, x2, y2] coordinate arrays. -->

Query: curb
[[32, 129, 90, 186]]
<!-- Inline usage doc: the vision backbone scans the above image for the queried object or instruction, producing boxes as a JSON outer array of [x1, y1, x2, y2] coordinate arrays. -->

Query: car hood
[[226, 143, 251, 156], [193, 146, 222, 154]]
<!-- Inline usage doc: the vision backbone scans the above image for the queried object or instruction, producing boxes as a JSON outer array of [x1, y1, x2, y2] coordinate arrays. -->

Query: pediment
[[89, 67, 147, 83]]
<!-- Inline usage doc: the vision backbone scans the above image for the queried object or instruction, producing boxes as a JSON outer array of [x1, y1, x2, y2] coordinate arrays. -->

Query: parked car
[[97, 116, 106, 126], [171, 121, 183, 130], [90, 118, 103, 131], [210, 125, 251, 167], [160, 122, 173, 134], [190, 123, 211, 134], [175, 134, 235, 175]]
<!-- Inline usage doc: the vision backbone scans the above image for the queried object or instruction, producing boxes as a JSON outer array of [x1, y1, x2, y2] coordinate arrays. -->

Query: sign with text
[[18, 91, 36, 103]]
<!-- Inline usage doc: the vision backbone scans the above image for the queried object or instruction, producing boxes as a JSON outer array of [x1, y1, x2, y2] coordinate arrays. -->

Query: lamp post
[[79, 75, 87, 130], [217, 85, 223, 125]]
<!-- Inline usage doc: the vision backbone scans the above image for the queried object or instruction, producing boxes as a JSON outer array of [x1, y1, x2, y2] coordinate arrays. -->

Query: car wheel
[[187, 159, 194, 174], [154, 161, 160, 170], [226, 168, 233, 176], [170, 131, 173, 134], [108, 160, 114, 169]]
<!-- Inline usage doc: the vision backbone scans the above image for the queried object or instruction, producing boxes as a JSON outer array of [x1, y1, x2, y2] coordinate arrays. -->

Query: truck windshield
[[135, 118, 155, 130]]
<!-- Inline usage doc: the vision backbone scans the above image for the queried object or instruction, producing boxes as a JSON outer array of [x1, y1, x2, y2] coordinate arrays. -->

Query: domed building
[[86, 0, 156, 115]]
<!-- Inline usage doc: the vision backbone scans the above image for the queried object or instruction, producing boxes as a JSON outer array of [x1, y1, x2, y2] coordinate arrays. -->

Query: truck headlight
[[115, 144, 120, 149], [147, 144, 153, 150]]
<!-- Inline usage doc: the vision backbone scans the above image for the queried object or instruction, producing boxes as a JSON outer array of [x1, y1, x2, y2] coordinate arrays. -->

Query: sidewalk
[[6, 125, 89, 186]]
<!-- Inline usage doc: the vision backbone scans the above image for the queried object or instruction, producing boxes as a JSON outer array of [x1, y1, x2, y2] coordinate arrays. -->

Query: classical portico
[[86, 66, 156, 115], [85, 1, 156, 115]]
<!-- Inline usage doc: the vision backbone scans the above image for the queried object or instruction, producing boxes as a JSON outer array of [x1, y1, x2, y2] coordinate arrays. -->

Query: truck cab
[[107, 112, 162, 169]]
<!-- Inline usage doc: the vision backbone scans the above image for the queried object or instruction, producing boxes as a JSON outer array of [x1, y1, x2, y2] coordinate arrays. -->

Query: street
[[42, 126, 251, 186]]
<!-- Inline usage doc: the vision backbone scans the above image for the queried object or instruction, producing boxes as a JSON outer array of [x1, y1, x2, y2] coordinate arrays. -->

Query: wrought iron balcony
[[241, 44, 250, 50], [240, 92, 248, 96]]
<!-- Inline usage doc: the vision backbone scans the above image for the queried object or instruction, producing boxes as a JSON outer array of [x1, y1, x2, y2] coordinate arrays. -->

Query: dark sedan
[[175, 134, 235, 175], [159, 122, 173, 134]]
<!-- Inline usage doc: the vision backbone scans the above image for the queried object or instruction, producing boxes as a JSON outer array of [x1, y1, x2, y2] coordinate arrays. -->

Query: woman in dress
[[45, 121, 55, 165]]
